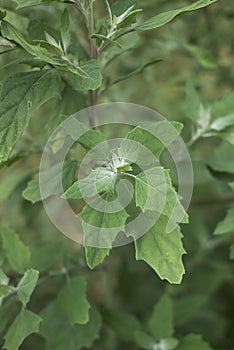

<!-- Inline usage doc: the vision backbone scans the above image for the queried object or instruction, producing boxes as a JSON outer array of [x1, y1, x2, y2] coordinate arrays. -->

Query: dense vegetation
[[0, 0, 233, 349]]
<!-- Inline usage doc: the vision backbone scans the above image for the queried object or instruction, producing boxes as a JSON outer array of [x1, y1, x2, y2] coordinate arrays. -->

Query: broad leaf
[[40, 304, 101, 350], [133, 215, 186, 284], [184, 82, 201, 124], [147, 294, 174, 340], [85, 247, 110, 269], [79, 193, 129, 248], [56, 276, 90, 325], [120, 122, 183, 163], [207, 142, 234, 174], [134, 331, 156, 350], [102, 308, 142, 342], [214, 208, 234, 235], [0, 170, 34, 203], [15, 0, 43, 9], [3, 309, 42, 350], [176, 334, 213, 350], [137, 0, 217, 31], [1, 227, 31, 274], [0, 69, 61, 164], [17, 268, 39, 307], [23, 160, 77, 203], [63, 167, 117, 199]]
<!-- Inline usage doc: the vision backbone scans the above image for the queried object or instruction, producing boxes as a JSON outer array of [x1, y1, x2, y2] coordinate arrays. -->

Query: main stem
[[87, 0, 98, 128]]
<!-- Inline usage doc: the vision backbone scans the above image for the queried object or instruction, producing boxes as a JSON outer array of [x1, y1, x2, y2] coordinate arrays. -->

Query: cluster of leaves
[[1, 0, 234, 349]]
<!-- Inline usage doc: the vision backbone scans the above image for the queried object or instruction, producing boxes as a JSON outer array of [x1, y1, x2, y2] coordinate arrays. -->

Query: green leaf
[[1, 227, 31, 274], [0, 268, 9, 285], [17, 269, 39, 307], [135, 167, 168, 213], [63, 167, 117, 199], [102, 308, 142, 342], [15, 0, 43, 9], [85, 247, 110, 269], [210, 114, 234, 131], [61, 8, 71, 53], [184, 82, 201, 124], [120, 122, 183, 163], [3, 309, 42, 350], [147, 294, 174, 340], [230, 244, 234, 260], [1, 21, 102, 89], [40, 304, 101, 350], [0, 284, 10, 297], [134, 331, 156, 350], [133, 215, 186, 284], [23, 160, 77, 203], [211, 92, 234, 119], [214, 208, 234, 235], [79, 193, 129, 248], [0, 170, 33, 203], [137, 0, 217, 31], [0, 10, 6, 20], [176, 334, 213, 350], [0, 69, 61, 164], [207, 142, 234, 174], [109, 59, 162, 87], [56, 276, 90, 325]]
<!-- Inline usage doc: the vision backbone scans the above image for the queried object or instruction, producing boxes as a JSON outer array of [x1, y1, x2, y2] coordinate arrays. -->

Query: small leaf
[[147, 294, 174, 340], [85, 247, 110, 269], [1, 227, 31, 274], [214, 208, 234, 235], [0, 10, 6, 20], [184, 82, 201, 124], [103, 308, 142, 342], [0, 268, 9, 285], [137, 0, 217, 31], [176, 334, 213, 350], [133, 215, 186, 284], [0, 69, 61, 164], [63, 167, 117, 199], [17, 268, 39, 307], [3, 309, 42, 350], [56, 276, 90, 325]]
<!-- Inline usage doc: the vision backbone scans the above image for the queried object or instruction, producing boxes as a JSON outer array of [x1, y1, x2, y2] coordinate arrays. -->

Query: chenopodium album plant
[[0, 0, 227, 349]]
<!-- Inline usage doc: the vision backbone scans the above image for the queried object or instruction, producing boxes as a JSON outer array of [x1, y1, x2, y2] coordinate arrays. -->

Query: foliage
[[0, 0, 233, 349]]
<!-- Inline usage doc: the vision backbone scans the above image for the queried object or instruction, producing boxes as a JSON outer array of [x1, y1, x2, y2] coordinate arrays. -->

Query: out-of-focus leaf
[[3, 309, 42, 350], [176, 334, 213, 350], [17, 268, 39, 307], [214, 208, 234, 235], [0, 227, 31, 274]]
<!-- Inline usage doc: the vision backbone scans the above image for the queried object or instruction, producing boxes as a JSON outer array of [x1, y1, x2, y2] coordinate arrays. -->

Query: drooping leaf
[[0, 227, 31, 274], [176, 334, 213, 350], [137, 0, 217, 31], [17, 268, 39, 307], [133, 215, 186, 284], [63, 167, 117, 199], [207, 142, 234, 174], [3, 309, 42, 350], [85, 246, 110, 269], [102, 308, 142, 342], [214, 208, 234, 235], [147, 294, 174, 340], [79, 193, 129, 248], [0, 69, 61, 164], [55, 276, 90, 325]]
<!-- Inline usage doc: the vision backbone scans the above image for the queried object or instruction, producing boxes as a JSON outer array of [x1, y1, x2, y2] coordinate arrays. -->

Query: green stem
[[87, 0, 98, 128]]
